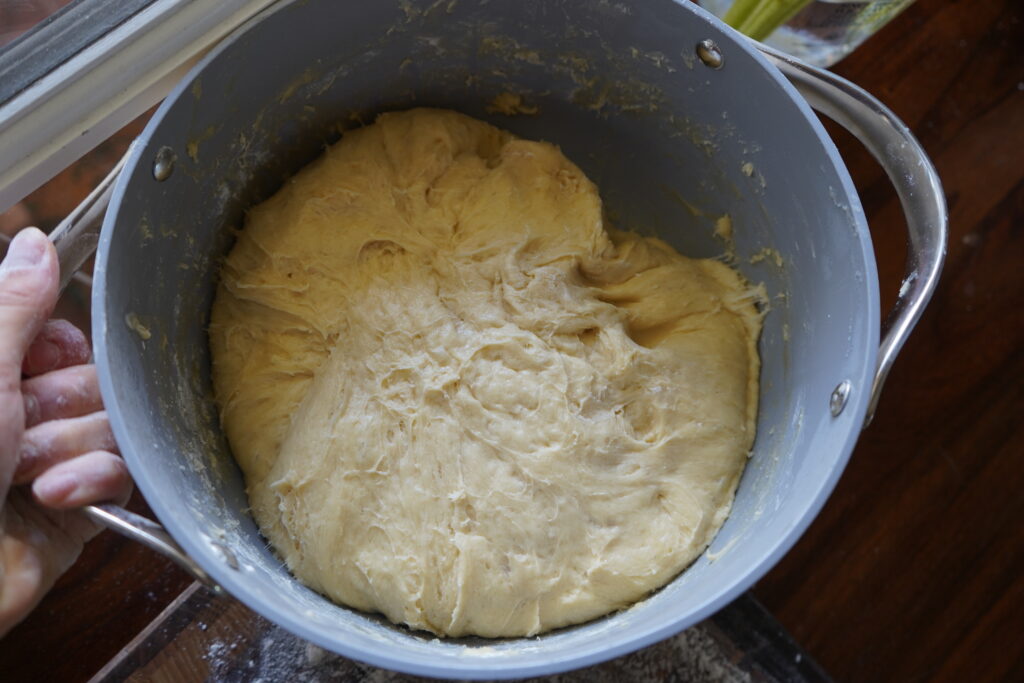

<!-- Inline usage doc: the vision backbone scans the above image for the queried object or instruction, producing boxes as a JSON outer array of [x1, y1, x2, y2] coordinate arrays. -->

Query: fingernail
[[1, 228, 47, 270], [33, 472, 78, 505], [29, 339, 61, 370]]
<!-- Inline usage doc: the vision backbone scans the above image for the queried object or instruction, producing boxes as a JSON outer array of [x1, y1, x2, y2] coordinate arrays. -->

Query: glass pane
[[0, 0, 77, 48]]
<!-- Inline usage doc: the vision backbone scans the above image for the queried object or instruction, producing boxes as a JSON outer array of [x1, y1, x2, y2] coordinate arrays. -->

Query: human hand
[[0, 227, 132, 637]]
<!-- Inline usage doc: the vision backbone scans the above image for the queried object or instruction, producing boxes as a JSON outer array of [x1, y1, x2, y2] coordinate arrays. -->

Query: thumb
[[0, 227, 58, 389], [0, 228, 58, 492]]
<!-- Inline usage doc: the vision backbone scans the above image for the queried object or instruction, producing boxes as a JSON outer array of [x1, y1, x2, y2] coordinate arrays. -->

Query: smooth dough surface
[[210, 108, 762, 638]]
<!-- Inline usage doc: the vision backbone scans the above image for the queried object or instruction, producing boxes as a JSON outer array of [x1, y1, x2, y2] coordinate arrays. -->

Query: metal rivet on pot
[[830, 380, 852, 417], [697, 39, 724, 69], [153, 146, 176, 181], [211, 540, 240, 570]]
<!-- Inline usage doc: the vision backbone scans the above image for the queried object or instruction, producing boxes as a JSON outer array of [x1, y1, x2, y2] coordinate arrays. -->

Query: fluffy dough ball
[[210, 108, 762, 637]]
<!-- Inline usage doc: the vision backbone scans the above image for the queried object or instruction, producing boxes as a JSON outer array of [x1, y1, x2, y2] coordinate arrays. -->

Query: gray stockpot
[[74, 0, 945, 678]]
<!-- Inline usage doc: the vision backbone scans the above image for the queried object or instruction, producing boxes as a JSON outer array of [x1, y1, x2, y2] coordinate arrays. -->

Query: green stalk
[[722, 0, 816, 41]]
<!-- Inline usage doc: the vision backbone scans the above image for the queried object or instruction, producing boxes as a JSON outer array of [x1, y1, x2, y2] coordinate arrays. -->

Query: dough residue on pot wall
[[209, 108, 762, 638], [485, 92, 539, 116], [125, 312, 152, 341]]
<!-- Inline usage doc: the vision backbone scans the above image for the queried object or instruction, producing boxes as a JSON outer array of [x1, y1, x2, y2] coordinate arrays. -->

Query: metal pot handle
[[756, 44, 948, 427], [81, 504, 223, 592], [48, 143, 135, 293], [47, 169, 225, 593]]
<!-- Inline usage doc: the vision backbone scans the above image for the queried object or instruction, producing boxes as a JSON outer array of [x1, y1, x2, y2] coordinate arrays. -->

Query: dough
[[210, 108, 762, 638]]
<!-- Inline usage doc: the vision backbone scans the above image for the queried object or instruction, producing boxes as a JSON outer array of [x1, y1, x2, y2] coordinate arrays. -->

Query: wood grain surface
[[1, 0, 1021, 680], [88, 585, 826, 682]]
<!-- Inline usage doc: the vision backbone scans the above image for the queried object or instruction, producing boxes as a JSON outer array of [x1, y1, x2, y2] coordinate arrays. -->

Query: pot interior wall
[[95, 0, 878, 676]]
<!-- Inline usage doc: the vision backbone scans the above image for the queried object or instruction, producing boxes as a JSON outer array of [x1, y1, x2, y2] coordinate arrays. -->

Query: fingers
[[14, 411, 118, 485], [32, 450, 132, 509], [22, 320, 91, 376], [21, 365, 102, 428]]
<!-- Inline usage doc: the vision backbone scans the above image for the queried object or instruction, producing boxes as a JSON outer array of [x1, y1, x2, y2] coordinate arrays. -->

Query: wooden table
[[1, 0, 1021, 679]]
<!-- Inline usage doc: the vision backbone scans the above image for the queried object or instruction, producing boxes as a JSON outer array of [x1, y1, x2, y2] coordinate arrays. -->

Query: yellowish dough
[[210, 108, 762, 638]]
